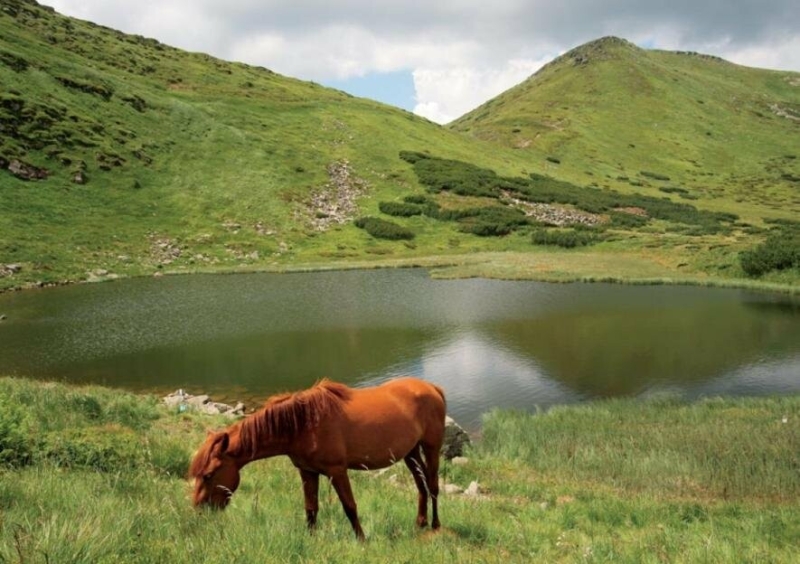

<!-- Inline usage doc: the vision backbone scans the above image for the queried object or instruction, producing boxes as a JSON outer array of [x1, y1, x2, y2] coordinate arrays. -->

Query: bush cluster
[[531, 228, 602, 248], [0, 378, 186, 475], [378, 201, 424, 217], [739, 224, 800, 276], [456, 206, 529, 237], [354, 217, 415, 240]]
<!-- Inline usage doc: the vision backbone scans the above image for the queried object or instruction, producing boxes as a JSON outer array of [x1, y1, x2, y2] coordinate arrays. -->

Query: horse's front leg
[[329, 470, 365, 540], [299, 469, 320, 530]]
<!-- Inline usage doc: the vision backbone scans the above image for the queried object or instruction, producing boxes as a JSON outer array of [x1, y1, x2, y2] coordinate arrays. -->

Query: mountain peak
[[556, 36, 639, 67]]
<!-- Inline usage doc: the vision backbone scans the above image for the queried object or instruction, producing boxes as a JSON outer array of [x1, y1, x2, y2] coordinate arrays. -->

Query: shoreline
[[1, 252, 798, 296]]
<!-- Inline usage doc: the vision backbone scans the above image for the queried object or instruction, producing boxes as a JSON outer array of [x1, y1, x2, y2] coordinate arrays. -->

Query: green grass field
[[1, 5, 799, 293], [1, 377, 798, 563]]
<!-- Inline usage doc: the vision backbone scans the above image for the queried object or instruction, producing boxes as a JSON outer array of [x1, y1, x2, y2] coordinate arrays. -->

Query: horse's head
[[189, 431, 240, 509]]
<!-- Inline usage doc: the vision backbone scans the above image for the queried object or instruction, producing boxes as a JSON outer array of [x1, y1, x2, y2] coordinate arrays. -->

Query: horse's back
[[330, 378, 446, 469]]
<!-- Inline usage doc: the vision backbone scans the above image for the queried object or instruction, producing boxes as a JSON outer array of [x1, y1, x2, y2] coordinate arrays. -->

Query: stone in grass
[[442, 416, 471, 460]]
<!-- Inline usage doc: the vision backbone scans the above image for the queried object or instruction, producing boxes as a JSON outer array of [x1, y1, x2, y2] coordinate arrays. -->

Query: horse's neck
[[229, 426, 289, 468]]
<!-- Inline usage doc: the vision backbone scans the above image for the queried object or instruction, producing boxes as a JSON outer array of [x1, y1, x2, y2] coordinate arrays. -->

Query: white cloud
[[413, 58, 552, 123]]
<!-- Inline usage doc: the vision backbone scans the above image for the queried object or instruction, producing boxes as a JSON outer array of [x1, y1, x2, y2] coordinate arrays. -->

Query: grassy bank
[[1, 377, 797, 563]]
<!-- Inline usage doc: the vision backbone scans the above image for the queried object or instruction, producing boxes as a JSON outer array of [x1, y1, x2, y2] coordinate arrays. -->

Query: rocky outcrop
[[162, 390, 246, 417], [501, 191, 604, 227], [0, 264, 22, 278], [304, 160, 369, 231], [6, 158, 48, 180], [443, 415, 471, 460]]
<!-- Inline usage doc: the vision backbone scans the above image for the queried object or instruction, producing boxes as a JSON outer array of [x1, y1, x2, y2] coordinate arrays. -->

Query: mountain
[[0, 0, 533, 288], [451, 37, 800, 218], [1, 3, 797, 291]]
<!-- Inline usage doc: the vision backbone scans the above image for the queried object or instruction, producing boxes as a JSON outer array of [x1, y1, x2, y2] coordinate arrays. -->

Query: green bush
[[457, 206, 529, 237], [403, 194, 433, 205], [531, 228, 601, 248], [400, 153, 737, 236], [609, 211, 649, 228], [378, 201, 424, 217], [0, 396, 37, 467], [354, 217, 415, 240], [641, 171, 671, 181], [43, 426, 146, 472], [740, 226, 800, 276]]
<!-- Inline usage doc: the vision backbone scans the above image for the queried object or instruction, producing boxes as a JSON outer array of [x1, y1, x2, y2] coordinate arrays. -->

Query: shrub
[[456, 206, 529, 237], [401, 154, 736, 235], [659, 186, 689, 195], [740, 226, 800, 276], [354, 217, 414, 240], [403, 194, 433, 205], [641, 171, 671, 181], [532, 229, 601, 248], [378, 201, 424, 217], [609, 211, 648, 228], [0, 396, 36, 467]]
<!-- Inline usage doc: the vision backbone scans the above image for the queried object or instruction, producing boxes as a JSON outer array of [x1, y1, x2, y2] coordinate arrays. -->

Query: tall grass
[[1, 377, 798, 563]]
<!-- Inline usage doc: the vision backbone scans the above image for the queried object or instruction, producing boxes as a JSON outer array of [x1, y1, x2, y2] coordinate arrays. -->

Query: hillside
[[0, 0, 536, 289], [1, 4, 798, 291], [451, 37, 800, 220]]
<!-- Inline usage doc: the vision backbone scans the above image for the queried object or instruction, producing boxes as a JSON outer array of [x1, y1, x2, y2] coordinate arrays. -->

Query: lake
[[1, 269, 798, 429]]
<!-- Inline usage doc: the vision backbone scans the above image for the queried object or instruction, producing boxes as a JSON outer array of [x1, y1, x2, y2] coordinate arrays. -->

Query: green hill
[[451, 37, 800, 219], [0, 0, 534, 288], [1, 3, 798, 291]]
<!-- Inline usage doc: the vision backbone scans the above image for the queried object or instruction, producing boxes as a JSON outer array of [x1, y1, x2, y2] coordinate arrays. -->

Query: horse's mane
[[235, 379, 352, 458]]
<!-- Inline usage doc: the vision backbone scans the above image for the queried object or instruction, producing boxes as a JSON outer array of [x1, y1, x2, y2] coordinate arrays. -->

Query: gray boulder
[[442, 416, 471, 460]]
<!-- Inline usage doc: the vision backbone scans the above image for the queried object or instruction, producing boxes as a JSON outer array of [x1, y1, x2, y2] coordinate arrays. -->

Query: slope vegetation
[[451, 37, 800, 223], [1, 5, 797, 290], [0, 0, 532, 288]]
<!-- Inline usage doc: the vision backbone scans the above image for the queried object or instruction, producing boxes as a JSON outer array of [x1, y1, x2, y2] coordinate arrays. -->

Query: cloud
[[413, 58, 552, 123], [45, 1, 800, 123]]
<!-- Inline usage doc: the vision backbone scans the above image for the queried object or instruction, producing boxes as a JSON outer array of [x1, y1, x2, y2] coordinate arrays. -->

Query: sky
[[45, 1, 800, 124]]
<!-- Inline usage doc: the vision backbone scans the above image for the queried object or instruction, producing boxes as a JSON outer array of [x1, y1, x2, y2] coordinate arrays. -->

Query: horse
[[189, 377, 446, 540]]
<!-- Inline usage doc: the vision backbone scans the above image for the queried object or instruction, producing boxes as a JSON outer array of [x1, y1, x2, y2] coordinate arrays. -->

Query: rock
[[72, 170, 87, 184], [442, 416, 471, 460], [162, 390, 245, 418], [186, 394, 210, 406], [201, 403, 223, 415], [0, 314, 6, 322], [443, 483, 463, 495], [464, 481, 481, 496], [7, 159, 49, 181], [305, 160, 369, 232]]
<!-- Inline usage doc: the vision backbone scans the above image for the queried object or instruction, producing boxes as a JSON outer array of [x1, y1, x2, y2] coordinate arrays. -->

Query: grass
[[1, 376, 798, 562], [1, 8, 798, 293]]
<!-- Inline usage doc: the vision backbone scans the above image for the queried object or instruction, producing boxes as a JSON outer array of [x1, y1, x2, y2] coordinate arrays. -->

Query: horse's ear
[[210, 432, 228, 454]]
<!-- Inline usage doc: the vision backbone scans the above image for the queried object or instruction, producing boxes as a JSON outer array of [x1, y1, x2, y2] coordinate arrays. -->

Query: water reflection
[[372, 330, 584, 429], [0, 269, 798, 430]]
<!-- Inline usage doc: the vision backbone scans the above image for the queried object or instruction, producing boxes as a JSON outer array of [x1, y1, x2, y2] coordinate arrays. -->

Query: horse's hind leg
[[404, 443, 429, 528], [421, 439, 442, 529]]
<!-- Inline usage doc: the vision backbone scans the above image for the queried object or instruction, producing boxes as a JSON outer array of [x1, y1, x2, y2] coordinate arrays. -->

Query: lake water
[[1, 269, 798, 429]]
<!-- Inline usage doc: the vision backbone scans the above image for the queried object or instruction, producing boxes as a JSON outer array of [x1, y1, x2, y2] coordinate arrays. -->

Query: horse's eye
[[203, 473, 213, 482]]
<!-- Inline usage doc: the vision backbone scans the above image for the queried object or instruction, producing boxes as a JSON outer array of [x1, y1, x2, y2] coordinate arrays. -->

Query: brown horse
[[189, 377, 446, 539]]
